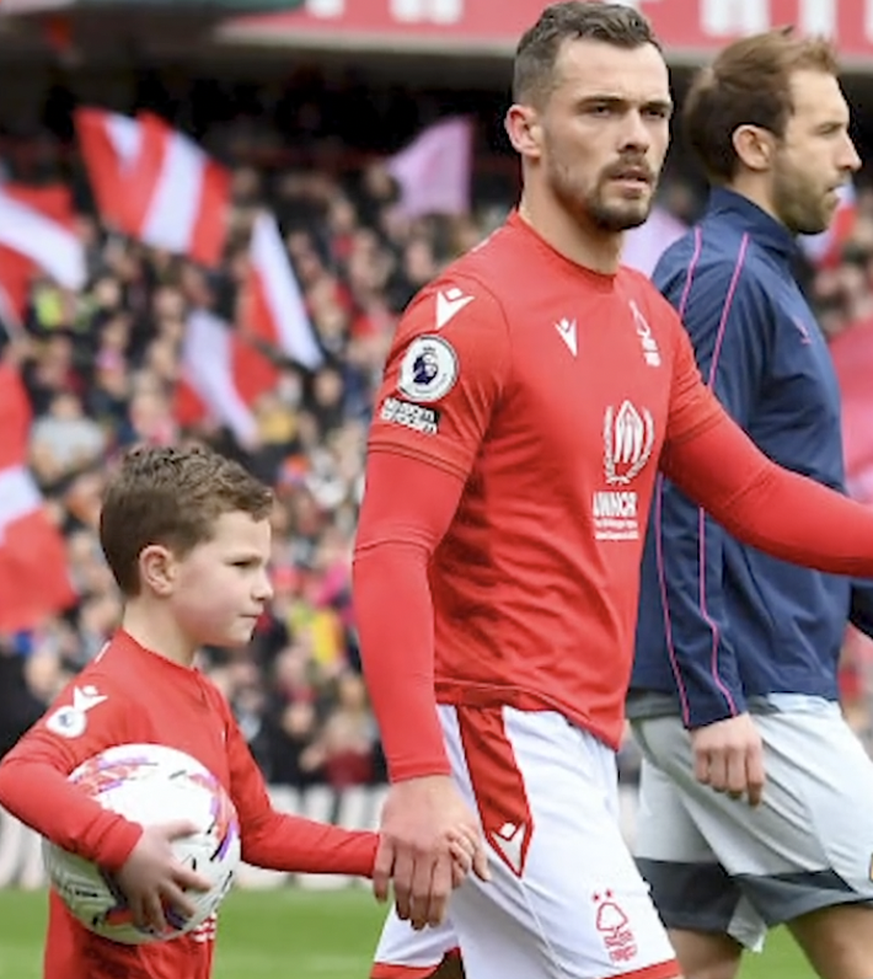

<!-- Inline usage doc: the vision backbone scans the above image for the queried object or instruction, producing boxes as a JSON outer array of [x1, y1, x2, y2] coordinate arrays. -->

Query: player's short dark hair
[[513, 1, 661, 106], [100, 444, 273, 596], [684, 27, 839, 183]]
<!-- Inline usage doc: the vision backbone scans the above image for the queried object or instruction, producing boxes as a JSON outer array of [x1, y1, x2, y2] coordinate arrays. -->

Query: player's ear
[[505, 104, 543, 160], [732, 123, 775, 174], [138, 543, 178, 596]]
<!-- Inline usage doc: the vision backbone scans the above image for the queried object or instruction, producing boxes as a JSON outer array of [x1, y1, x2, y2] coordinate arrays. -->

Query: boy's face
[[168, 511, 273, 649]]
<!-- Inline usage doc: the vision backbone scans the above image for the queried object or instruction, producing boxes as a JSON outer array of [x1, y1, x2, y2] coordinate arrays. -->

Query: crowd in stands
[[1, 89, 872, 788]]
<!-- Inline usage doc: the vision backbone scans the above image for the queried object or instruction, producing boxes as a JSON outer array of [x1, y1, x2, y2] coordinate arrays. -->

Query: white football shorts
[[372, 705, 679, 979]]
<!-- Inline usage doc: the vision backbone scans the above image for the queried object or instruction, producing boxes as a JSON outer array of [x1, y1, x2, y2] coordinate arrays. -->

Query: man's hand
[[691, 713, 765, 806], [375, 775, 490, 931], [114, 821, 212, 935]]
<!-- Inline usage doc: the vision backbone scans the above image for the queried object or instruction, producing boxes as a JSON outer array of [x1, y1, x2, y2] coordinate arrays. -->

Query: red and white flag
[[175, 308, 276, 446], [175, 212, 323, 441], [75, 108, 230, 267], [243, 211, 323, 370], [0, 362, 75, 633], [0, 184, 86, 317], [387, 116, 473, 218], [75, 107, 135, 228]]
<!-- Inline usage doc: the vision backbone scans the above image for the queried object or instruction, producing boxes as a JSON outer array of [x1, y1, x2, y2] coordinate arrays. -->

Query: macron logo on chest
[[555, 317, 578, 356], [436, 287, 474, 329]]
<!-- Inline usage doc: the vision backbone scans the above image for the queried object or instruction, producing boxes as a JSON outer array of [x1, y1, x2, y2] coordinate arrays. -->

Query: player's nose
[[617, 109, 652, 152]]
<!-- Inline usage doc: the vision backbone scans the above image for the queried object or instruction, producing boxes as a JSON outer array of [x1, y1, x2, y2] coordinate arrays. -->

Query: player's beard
[[771, 151, 840, 236], [545, 152, 655, 233]]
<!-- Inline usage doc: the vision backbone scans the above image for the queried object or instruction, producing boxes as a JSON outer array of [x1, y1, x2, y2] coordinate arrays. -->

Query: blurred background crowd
[[1, 0, 873, 801]]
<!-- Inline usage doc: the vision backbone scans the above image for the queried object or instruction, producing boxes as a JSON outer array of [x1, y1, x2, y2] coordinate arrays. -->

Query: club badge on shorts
[[398, 335, 459, 403]]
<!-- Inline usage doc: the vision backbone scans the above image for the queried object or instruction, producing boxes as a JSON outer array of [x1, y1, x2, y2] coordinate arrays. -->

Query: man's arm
[[662, 409, 873, 802], [354, 274, 505, 927], [357, 275, 507, 777], [662, 356, 873, 577], [354, 453, 466, 781], [651, 254, 770, 731]]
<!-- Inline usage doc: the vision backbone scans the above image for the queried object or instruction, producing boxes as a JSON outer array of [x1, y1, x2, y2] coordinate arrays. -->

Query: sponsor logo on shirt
[[45, 685, 108, 739], [593, 890, 639, 965], [398, 335, 459, 403], [380, 397, 440, 435], [604, 401, 655, 485], [629, 300, 661, 367], [593, 401, 655, 541]]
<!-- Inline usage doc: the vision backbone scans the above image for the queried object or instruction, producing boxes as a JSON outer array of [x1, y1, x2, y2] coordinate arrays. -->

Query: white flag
[[387, 117, 473, 218]]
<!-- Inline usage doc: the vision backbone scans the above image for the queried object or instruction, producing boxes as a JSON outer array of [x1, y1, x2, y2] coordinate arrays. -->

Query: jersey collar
[[706, 187, 797, 261]]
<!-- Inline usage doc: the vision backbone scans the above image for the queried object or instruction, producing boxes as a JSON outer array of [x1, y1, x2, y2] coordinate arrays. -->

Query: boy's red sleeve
[[222, 696, 377, 876], [0, 678, 142, 871]]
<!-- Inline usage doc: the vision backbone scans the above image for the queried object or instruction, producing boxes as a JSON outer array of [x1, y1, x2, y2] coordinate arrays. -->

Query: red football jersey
[[367, 212, 723, 750], [0, 631, 376, 979]]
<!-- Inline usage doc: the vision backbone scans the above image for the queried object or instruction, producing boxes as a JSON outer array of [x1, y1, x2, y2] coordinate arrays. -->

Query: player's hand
[[690, 713, 765, 806], [114, 820, 212, 936], [374, 775, 490, 931]]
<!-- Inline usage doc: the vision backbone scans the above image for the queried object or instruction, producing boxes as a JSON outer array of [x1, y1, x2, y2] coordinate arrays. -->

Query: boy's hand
[[448, 830, 484, 890], [114, 820, 212, 935], [374, 776, 490, 932]]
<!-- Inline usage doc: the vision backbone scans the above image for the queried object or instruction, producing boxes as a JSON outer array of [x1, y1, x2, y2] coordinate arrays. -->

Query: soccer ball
[[42, 743, 240, 944]]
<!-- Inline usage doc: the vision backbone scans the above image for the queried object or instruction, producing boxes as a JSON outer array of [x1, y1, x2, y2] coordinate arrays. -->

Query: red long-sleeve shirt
[[0, 630, 377, 979], [353, 212, 873, 783]]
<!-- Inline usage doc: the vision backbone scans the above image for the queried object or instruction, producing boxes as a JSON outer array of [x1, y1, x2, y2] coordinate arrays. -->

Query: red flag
[[0, 363, 76, 632]]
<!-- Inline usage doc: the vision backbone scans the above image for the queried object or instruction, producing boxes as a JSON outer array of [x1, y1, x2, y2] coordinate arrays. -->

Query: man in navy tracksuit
[[628, 29, 873, 979]]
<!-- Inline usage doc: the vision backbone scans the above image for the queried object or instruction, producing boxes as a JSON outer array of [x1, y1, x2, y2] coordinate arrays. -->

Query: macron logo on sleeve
[[436, 287, 474, 329], [555, 317, 578, 357]]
